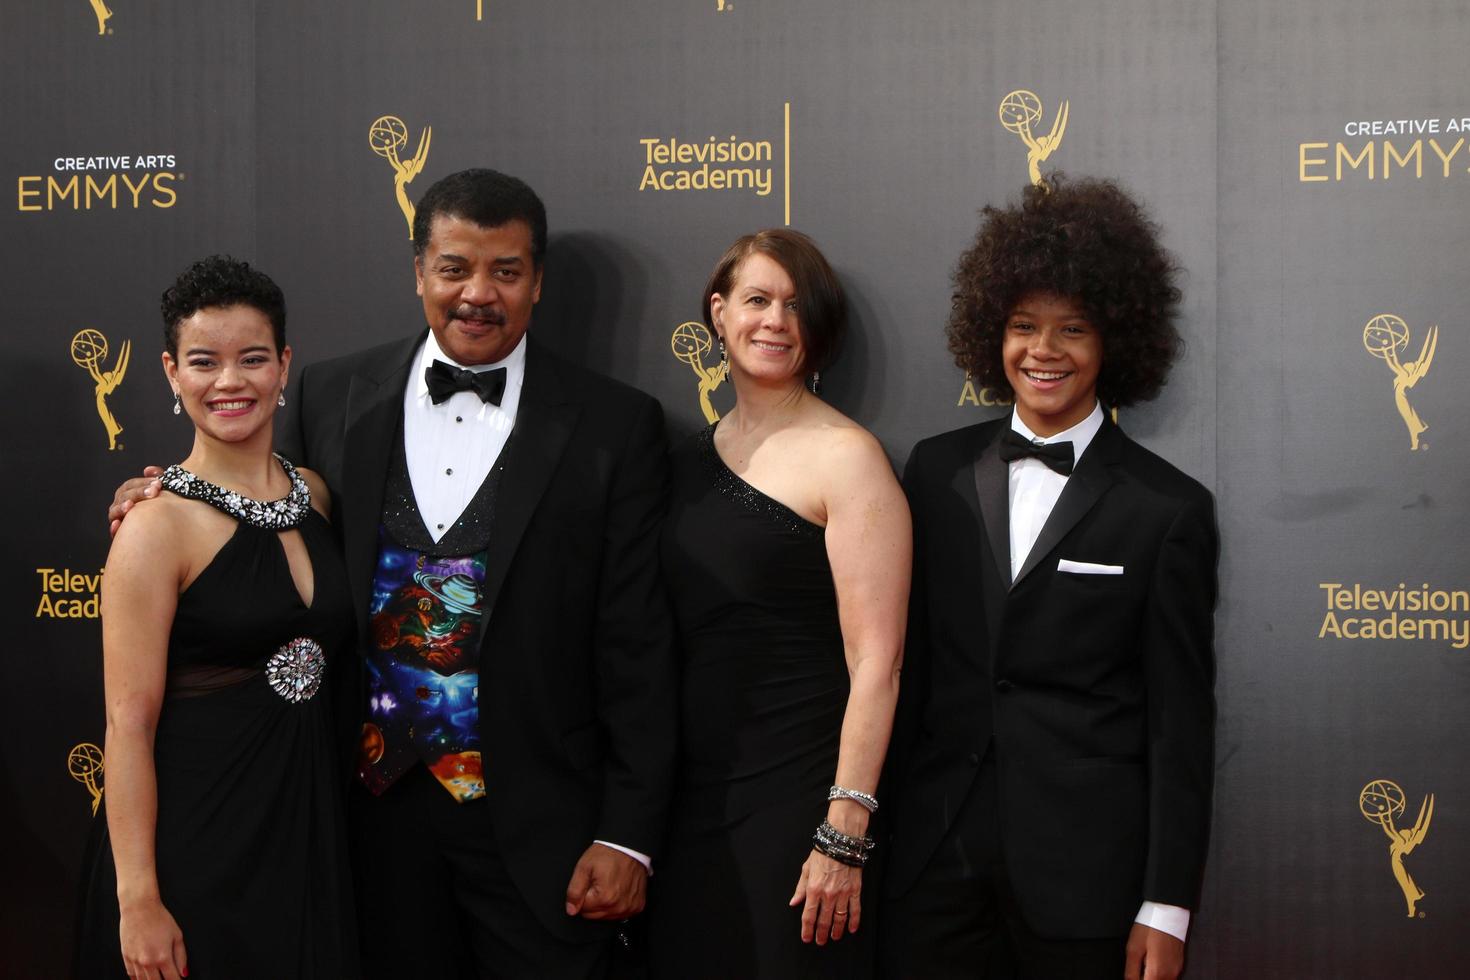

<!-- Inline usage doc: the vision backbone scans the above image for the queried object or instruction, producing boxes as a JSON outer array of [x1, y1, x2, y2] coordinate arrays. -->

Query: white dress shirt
[[402, 331, 652, 874], [1007, 404, 1106, 580], [1004, 403, 1190, 942], [403, 331, 526, 542]]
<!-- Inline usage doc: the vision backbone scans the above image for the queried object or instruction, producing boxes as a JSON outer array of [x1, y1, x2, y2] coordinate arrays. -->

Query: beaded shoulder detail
[[698, 425, 823, 539], [159, 453, 312, 530]]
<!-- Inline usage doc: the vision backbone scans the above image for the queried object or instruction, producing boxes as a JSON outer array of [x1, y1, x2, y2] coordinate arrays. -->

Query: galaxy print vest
[[357, 427, 509, 802]]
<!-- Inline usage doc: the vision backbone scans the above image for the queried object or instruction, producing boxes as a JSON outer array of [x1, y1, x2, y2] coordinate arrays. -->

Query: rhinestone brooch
[[265, 637, 325, 703]]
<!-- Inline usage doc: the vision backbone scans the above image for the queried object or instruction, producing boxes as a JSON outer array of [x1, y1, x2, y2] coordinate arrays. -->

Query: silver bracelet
[[828, 784, 879, 813]]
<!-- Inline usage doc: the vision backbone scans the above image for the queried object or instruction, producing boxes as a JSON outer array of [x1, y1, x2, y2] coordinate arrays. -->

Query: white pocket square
[[1057, 559, 1124, 575]]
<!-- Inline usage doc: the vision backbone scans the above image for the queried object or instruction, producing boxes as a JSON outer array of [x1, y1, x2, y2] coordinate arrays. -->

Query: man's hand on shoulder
[[109, 466, 165, 537], [1125, 922, 1185, 980], [563, 843, 648, 921]]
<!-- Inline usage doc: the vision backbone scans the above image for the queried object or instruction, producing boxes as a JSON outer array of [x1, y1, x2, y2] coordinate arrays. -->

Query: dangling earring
[[809, 371, 821, 396], [718, 336, 729, 381], [172, 392, 182, 415], [277, 390, 286, 408]]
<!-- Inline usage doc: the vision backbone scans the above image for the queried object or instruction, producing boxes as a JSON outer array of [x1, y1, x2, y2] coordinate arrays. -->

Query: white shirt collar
[[412, 329, 528, 401], [1009, 401, 1105, 465]]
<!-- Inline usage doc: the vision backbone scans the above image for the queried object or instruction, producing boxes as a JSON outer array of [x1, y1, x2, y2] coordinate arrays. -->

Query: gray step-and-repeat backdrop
[[1, 2, 1464, 975]]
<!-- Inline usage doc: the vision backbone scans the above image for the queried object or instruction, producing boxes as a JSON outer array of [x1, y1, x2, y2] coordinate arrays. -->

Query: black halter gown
[[77, 456, 358, 979]]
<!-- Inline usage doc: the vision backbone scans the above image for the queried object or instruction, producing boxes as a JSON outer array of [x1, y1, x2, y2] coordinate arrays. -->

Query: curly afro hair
[[160, 255, 286, 358], [947, 174, 1182, 408]]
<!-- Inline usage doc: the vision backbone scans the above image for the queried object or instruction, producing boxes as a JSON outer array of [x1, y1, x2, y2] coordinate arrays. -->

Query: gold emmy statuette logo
[[671, 321, 727, 423], [476, 0, 484, 20], [71, 328, 129, 451], [1359, 778, 1434, 917], [68, 742, 105, 816], [369, 115, 432, 239], [1363, 314, 1437, 451], [88, 0, 113, 35], [999, 89, 1068, 188]]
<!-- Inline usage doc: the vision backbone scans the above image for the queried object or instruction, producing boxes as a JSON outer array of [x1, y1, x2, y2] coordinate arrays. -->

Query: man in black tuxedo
[[289, 170, 675, 977], [108, 170, 677, 977], [881, 177, 1217, 980]]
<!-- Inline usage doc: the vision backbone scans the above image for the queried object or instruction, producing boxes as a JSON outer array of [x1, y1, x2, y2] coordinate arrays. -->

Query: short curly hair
[[947, 174, 1182, 408], [160, 255, 286, 358]]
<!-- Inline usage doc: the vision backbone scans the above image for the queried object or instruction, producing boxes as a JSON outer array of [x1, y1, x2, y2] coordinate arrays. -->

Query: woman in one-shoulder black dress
[[655, 426, 862, 976], [77, 257, 357, 979], [649, 231, 910, 978]]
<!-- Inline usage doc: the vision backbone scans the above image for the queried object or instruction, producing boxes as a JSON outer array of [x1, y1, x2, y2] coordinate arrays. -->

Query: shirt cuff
[[593, 840, 653, 875], [1134, 901, 1190, 942]]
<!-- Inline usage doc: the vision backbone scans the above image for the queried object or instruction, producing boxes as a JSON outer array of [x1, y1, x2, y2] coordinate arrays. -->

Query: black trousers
[[878, 757, 1127, 980], [349, 765, 612, 980]]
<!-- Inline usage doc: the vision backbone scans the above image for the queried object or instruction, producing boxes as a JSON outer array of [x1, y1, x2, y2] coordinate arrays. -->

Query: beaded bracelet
[[813, 826, 872, 867], [812, 819, 876, 867], [828, 785, 879, 813], [812, 838, 867, 867]]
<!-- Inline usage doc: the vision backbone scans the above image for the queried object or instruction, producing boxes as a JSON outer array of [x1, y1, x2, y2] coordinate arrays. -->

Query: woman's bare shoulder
[[105, 492, 196, 577], [798, 414, 893, 477]]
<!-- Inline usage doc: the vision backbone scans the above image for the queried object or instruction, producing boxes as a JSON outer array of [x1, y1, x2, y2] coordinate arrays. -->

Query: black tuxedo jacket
[[887, 417, 1217, 939], [277, 332, 677, 940]]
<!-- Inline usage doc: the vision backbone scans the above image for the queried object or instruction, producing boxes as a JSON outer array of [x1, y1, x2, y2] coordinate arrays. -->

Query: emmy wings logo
[[999, 89, 1068, 188], [69, 743, 105, 816], [87, 0, 113, 35], [1362, 314, 1437, 451], [671, 322, 728, 423], [72, 328, 128, 451], [369, 115, 432, 240], [1359, 779, 1434, 917]]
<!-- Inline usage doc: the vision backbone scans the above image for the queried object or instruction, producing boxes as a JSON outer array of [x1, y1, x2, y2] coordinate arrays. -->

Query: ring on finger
[[834, 909, 848, 917]]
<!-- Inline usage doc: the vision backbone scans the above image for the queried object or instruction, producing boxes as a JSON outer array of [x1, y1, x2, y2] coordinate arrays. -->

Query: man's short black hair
[[412, 169, 548, 266]]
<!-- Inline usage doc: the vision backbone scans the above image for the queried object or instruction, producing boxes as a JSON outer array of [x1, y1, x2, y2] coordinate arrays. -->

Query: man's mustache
[[451, 306, 507, 326]]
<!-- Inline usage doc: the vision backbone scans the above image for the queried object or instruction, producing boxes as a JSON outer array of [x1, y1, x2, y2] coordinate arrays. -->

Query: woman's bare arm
[[101, 499, 191, 980]]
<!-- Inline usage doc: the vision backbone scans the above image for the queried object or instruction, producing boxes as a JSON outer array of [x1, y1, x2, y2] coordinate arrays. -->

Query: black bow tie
[[998, 429, 1075, 476], [425, 360, 507, 406]]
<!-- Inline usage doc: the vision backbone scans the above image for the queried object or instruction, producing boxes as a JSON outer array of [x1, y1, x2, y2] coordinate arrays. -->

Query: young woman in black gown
[[650, 230, 911, 978], [77, 257, 357, 979]]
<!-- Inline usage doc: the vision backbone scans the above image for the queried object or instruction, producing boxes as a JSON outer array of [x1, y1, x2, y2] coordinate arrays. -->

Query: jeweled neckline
[[159, 453, 312, 530]]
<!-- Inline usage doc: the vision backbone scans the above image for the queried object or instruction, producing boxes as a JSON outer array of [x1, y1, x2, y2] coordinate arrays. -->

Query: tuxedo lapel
[[340, 336, 418, 634], [972, 431, 1011, 588], [956, 425, 1009, 653], [1012, 421, 1122, 586], [478, 340, 577, 630]]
